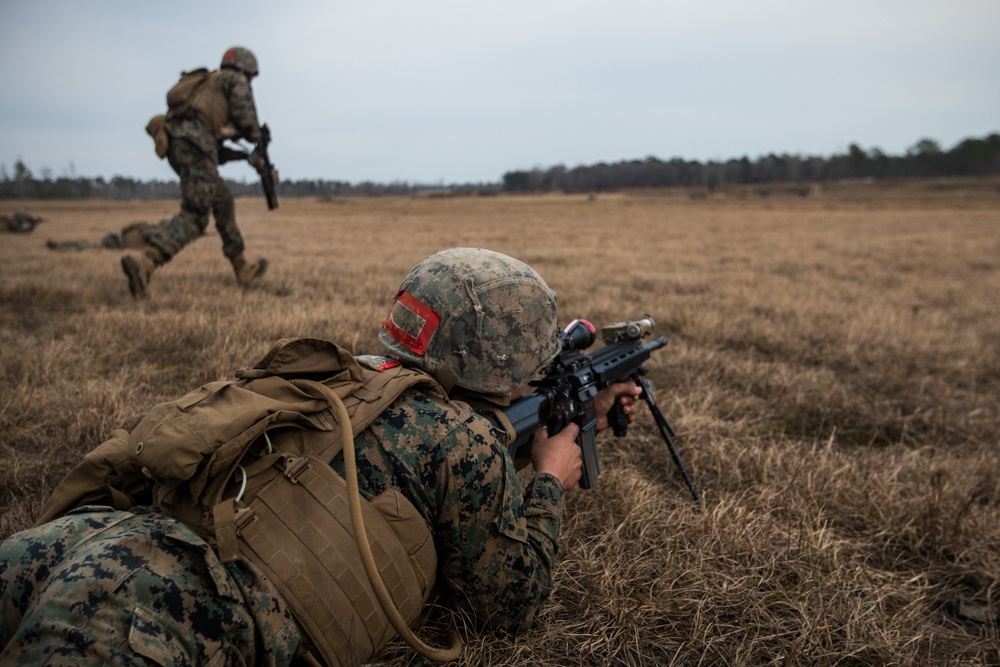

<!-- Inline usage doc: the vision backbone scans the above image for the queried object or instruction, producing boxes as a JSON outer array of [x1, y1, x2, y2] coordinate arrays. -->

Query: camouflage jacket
[[335, 387, 565, 632], [167, 68, 261, 158], [0, 506, 301, 666], [4, 362, 564, 661]]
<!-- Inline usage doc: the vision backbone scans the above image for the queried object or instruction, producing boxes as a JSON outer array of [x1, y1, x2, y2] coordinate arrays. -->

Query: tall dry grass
[[1, 185, 998, 665]]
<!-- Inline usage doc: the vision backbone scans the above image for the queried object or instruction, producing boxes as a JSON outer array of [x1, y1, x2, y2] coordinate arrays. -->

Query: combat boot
[[231, 253, 268, 287], [121, 247, 164, 299]]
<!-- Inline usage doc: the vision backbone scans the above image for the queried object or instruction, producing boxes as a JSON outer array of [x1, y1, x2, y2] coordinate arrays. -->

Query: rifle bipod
[[637, 376, 700, 503]]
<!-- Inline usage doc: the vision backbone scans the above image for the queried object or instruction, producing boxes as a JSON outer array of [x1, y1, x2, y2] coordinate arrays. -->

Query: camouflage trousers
[[48, 234, 127, 252], [49, 223, 158, 252], [147, 138, 244, 262], [0, 506, 301, 666]]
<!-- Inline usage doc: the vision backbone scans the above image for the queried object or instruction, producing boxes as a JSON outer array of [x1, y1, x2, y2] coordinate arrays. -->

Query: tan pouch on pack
[[145, 114, 169, 158], [214, 450, 437, 666]]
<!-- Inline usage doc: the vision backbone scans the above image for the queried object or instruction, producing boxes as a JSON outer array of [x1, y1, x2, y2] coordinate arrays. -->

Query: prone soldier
[[0, 248, 646, 666], [46, 218, 172, 252], [1, 210, 44, 234]]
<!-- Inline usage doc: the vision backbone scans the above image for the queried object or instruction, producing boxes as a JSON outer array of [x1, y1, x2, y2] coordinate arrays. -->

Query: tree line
[[0, 159, 494, 201], [502, 134, 1000, 193], [2, 133, 998, 200]]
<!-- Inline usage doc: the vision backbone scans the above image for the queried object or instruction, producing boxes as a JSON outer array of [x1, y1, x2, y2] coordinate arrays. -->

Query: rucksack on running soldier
[[146, 67, 231, 158], [165, 67, 213, 117], [145, 68, 212, 158]]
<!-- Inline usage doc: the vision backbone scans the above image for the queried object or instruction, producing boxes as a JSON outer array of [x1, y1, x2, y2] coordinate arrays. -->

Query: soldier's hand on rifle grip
[[531, 423, 582, 489], [594, 382, 643, 432], [248, 148, 266, 172]]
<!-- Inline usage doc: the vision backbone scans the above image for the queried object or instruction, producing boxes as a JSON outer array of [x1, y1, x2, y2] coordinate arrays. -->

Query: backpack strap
[[312, 362, 444, 462], [294, 379, 462, 663]]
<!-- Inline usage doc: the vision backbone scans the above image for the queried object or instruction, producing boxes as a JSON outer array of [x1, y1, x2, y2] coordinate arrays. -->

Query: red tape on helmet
[[381, 290, 441, 356]]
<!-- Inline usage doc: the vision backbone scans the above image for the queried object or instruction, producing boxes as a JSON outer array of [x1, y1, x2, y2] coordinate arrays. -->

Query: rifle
[[248, 123, 279, 210], [483, 317, 699, 501]]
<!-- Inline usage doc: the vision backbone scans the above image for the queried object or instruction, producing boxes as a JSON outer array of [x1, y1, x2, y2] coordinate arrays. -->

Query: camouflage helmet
[[379, 248, 561, 396], [220, 46, 259, 78]]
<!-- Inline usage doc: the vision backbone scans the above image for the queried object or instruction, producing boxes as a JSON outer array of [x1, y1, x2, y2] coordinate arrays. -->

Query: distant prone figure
[[2, 210, 45, 234], [47, 219, 170, 252]]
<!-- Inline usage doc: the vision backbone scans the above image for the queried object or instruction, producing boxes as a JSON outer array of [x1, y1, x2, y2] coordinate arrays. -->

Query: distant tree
[[14, 158, 33, 182], [10, 158, 34, 198], [909, 138, 942, 156], [906, 138, 944, 177], [866, 147, 891, 178], [944, 137, 998, 175], [502, 170, 531, 192], [848, 144, 870, 177]]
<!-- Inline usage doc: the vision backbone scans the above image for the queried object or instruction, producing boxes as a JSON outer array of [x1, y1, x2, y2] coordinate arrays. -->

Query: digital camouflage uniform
[[0, 506, 301, 666], [150, 68, 261, 262], [358, 247, 566, 631], [47, 221, 161, 252], [336, 387, 565, 632], [0, 390, 562, 664], [1, 249, 568, 662], [123, 49, 267, 299]]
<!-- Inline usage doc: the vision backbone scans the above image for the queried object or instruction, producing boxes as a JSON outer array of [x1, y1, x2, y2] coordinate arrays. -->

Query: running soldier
[[122, 46, 270, 299]]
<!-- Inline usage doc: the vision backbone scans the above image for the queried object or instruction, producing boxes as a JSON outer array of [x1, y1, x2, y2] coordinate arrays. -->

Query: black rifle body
[[257, 124, 278, 210], [484, 318, 699, 500], [501, 335, 666, 488]]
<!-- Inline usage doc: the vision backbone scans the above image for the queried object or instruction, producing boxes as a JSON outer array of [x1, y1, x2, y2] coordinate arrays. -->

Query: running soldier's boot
[[121, 248, 162, 299], [231, 253, 268, 287]]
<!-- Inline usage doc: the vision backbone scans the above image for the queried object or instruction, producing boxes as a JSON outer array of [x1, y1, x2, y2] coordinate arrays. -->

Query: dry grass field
[[1, 182, 999, 665]]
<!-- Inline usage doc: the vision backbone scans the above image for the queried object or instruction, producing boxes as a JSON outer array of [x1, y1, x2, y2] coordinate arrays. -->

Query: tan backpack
[[36, 337, 450, 667], [165, 68, 213, 118], [144, 114, 169, 158], [144, 68, 214, 159]]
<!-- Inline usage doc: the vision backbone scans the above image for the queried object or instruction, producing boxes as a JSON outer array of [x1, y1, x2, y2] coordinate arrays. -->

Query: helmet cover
[[221, 46, 259, 78], [379, 248, 560, 396]]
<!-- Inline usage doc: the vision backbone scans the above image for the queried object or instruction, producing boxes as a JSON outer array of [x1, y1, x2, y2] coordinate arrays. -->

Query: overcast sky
[[1, 0, 997, 184]]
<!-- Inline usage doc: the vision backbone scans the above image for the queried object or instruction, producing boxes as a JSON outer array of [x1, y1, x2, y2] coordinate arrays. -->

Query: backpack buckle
[[214, 498, 255, 563], [233, 506, 257, 531], [283, 456, 310, 482]]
